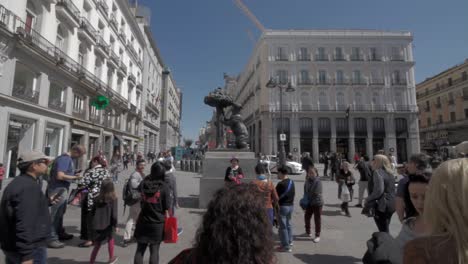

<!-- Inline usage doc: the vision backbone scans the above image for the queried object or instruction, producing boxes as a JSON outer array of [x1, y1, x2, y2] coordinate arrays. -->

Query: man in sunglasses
[[0, 150, 54, 264], [47, 145, 86, 248]]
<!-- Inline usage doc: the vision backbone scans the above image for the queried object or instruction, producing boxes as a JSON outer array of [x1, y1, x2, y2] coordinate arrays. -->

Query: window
[[427, 118, 431, 126], [299, 47, 308, 60], [299, 70, 309, 84], [355, 92, 363, 105], [351, 47, 360, 60], [336, 92, 345, 106], [276, 47, 287, 60], [335, 47, 344, 60], [448, 92, 454, 103], [73, 94, 84, 112], [463, 71, 467, 81], [465, 109, 468, 118], [438, 115, 443, 124], [448, 78, 452, 86], [450, 112, 456, 122], [56, 24, 66, 51], [319, 92, 328, 105], [353, 70, 361, 83], [425, 101, 430, 111], [372, 92, 380, 105], [276, 70, 288, 84], [25, 12, 35, 33], [336, 70, 344, 84], [318, 70, 327, 84], [370, 47, 378, 60], [436, 97, 441, 107], [317, 47, 326, 60], [391, 47, 402, 60]]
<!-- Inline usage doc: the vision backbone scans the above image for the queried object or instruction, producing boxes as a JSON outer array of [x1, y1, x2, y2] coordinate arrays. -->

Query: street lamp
[[266, 77, 295, 167]]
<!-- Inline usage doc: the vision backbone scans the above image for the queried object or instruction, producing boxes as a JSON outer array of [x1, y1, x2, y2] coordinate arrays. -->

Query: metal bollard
[[195, 160, 199, 173], [190, 160, 195, 172]]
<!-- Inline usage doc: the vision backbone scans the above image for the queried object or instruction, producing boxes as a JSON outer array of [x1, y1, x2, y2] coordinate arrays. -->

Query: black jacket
[[0, 174, 51, 261]]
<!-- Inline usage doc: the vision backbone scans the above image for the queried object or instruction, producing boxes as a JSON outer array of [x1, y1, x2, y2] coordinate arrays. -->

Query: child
[[0, 163, 4, 190], [90, 179, 118, 264]]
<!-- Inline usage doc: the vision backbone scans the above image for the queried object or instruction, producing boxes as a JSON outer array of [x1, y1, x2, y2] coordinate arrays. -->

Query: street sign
[[280, 133, 286, 141]]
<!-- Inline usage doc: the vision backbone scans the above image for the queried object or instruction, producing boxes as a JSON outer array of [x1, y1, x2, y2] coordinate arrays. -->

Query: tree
[[184, 138, 194, 148]]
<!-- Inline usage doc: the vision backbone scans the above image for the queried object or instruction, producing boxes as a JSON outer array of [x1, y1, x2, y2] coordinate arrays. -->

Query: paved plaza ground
[[0, 164, 402, 264]]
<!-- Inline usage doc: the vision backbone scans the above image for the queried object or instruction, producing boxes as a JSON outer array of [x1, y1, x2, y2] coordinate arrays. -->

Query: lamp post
[[266, 77, 295, 167]]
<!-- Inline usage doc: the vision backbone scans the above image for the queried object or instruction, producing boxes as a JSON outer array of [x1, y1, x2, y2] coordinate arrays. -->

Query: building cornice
[[416, 59, 468, 89], [116, 0, 146, 47]]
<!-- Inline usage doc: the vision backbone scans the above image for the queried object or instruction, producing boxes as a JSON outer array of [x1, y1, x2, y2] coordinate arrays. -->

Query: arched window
[[395, 92, 403, 106], [372, 92, 380, 105], [319, 92, 328, 104]]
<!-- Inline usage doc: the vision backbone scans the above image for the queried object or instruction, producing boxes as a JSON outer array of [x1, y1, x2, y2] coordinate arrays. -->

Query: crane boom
[[233, 0, 266, 32]]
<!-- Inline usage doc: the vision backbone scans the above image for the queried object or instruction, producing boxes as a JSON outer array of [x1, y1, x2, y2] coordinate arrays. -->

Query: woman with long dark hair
[[169, 184, 276, 264], [133, 162, 171, 264], [77, 155, 110, 248]]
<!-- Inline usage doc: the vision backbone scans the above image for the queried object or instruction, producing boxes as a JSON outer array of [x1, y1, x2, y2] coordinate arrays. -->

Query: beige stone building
[[416, 59, 468, 155]]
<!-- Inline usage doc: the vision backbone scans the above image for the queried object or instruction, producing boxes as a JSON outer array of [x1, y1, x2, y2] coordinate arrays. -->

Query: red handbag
[[164, 216, 178, 243]]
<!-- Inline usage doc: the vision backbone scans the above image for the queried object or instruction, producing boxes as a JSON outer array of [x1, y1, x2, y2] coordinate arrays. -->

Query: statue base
[[199, 150, 257, 208]]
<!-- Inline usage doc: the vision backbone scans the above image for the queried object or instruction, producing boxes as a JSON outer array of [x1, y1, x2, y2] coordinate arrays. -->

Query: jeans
[[49, 187, 68, 241], [304, 205, 322, 237], [4, 247, 47, 264], [374, 211, 394, 233], [124, 203, 141, 240], [266, 208, 274, 225], [278, 206, 293, 249], [357, 181, 368, 205]]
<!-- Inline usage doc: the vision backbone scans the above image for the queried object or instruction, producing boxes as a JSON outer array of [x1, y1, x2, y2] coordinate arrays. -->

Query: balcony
[[372, 105, 387, 111], [319, 104, 330, 111], [336, 104, 348, 111], [297, 55, 311, 61], [350, 54, 364, 61], [333, 79, 349, 85], [297, 79, 313, 86], [369, 55, 381, 61], [72, 109, 86, 119], [48, 99, 66, 112], [317, 79, 331, 85], [136, 83, 143, 91], [392, 79, 408, 86], [333, 55, 346, 61], [299, 104, 317, 111], [118, 61, 127, 76], [275, 56, 288, 61], [391, 55, 405, 61], [95, 0, 109, 18], [394, 105, 412, 112], [78, 17, 97, 45], [369, 79, 385, 86], [95, 36, 109, 58], [118, 29, 127, 44], [55, 0, 80, 27], [89, 114, 101, 124], [351, 79, 367, 85], [130, 104, 137, 114], [107, 50, 119, 69], [353, 105, 370, 111], [12, 86, 39, 104], [110, 14, 118, 32], [126, 43, 139, 61], [128, 73, 136, 86], [315, 55, 328, 61]]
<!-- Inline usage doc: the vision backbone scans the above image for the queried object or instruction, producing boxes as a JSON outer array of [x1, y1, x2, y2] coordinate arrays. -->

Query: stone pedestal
[[199, 150, 257, 208]]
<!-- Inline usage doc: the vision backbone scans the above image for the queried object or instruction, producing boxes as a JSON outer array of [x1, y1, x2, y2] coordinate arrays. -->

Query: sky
[[138, 0, 468, 141]]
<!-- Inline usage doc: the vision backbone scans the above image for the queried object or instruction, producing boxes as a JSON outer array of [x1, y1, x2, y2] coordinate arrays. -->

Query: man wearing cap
[[47, 145, 86, 248], [0, 150, 54, 264]]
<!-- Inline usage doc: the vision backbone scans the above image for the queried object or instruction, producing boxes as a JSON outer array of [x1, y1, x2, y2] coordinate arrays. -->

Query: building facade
[[416, 59, 468, 156], [159, 69, 182, 151], [0, 0, 147, 176], [230, 30, 420, 163], [137, 12, 163, 156]]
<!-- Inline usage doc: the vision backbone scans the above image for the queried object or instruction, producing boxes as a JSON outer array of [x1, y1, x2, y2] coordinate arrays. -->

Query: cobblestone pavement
[[0, 164, 402, 264]]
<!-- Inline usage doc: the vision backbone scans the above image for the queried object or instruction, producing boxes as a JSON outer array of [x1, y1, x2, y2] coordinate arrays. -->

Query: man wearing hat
[[0, 150, 54, 264]]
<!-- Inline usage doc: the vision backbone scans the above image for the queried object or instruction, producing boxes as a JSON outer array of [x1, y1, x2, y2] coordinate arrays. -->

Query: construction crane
[[233, 0, 267, 33]]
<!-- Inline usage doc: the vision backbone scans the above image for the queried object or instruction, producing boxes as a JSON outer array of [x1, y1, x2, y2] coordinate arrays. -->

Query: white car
[[260, 155, 304, 175]]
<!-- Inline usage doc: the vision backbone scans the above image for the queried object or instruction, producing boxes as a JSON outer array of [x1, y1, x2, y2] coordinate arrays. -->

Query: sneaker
[[355, 204, 362, 208], [48, 240, 65, 249], [177, 227, 183, 236], [275, 246, 292, 253], [313, 237, 321, 243], [289, 242, 294, 247], [108, 256, 118, 264], [58, 233, 74, 241], [306, 233, 313, 238]]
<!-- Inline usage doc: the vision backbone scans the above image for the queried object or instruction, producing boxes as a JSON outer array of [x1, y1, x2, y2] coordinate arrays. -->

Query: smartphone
[[53, 188, 66, 199], [75, 169, 82, 174]]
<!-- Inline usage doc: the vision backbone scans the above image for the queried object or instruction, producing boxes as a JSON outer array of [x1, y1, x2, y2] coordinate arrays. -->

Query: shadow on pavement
[[188, 210, 205, 216], [322, 210, 343, 217], [178, 196, 199, 209], [294, 253, 361, 264], [48, 257, 90, 264], [324, 203, 342, 208]]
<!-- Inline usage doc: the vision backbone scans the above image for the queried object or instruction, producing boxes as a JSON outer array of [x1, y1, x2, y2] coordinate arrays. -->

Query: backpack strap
[[278, 179, 292, 200]]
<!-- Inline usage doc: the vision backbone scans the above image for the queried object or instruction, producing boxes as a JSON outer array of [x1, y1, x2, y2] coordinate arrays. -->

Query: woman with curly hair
[[133, 162, 171, 264], [169, 184, 276, 264], [77, 155, 110, 248], [404, 158, 468, 264]]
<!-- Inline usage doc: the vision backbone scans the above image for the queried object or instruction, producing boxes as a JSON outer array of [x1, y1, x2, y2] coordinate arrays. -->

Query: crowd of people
[[0, 143, 467, 264]]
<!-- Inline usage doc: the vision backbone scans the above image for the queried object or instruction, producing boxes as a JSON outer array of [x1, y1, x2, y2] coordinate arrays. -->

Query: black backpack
[[122, 178, 141, 207]]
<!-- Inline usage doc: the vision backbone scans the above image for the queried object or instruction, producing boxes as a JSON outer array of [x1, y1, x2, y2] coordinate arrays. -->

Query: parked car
[[260, 155, 304, 175]]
